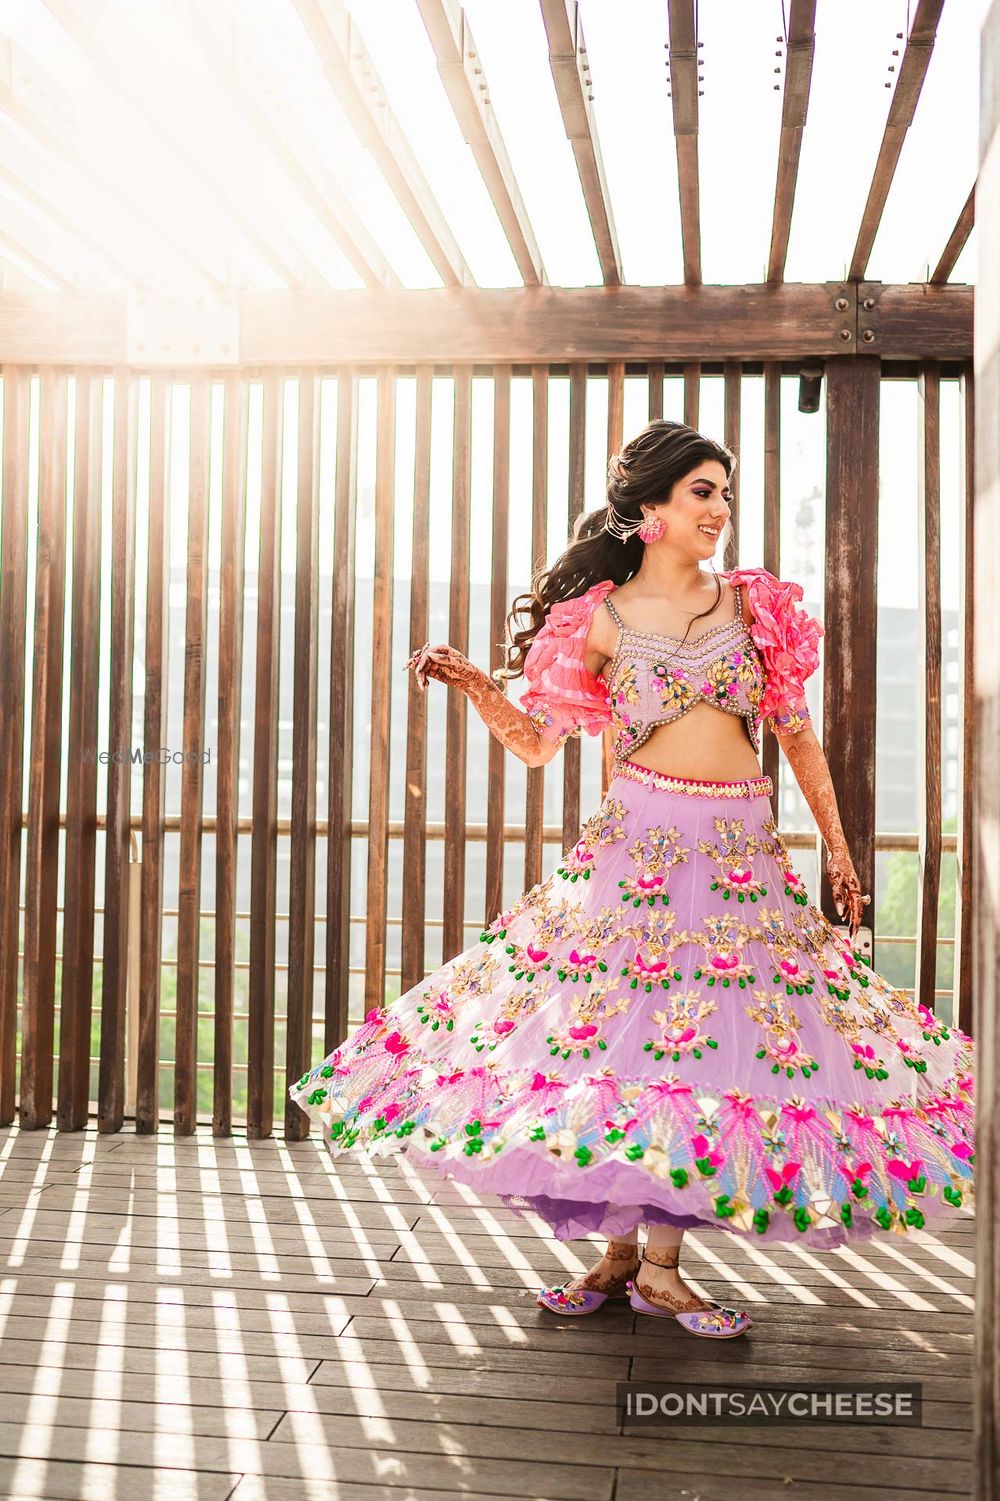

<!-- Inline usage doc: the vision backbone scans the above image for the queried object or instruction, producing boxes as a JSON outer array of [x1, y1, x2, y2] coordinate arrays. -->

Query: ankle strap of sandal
[[641, 1247, 681, 1269]]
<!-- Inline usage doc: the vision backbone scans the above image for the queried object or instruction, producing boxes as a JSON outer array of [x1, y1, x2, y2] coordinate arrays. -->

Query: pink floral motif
[[886, 1158, 924, 1182], [764, 1161, 801, 1192], [620, 948, 676, 991]]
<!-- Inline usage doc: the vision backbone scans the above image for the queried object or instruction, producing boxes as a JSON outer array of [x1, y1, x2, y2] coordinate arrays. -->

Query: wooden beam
[[247, 376, 282, 1136], [485, 368, 511, 924], [0, 370, 30, 1125], [767, 0, 817, 283], [402, 368, 433, 991], [540, 0, 622, 285], [285, 372, 321, 1137], [442, 368, 472, 960], [137, 377, 169, 1134], [821, 358, 880, 935], [364, 369, 397, 998], [849, 0, 946, 280], [954, 366, 974, 1037], [930, 183, 975, 284], [667, 0, 700, 285], [38, 0, 314, 288], [0, 283, 972, 365], [180, 0, 399, 289], [324, 371, 357, 1051], [913, 362, 942, 1016], [214, 376, 249, 1136], [97, 372, 137, 1133], [973, 0, 1000, 1482], [415, 0, 546, 286], [854, 281, 971, 359], [20, 372, 69, 1130], [59, 371, 103, 1131], [290, 0, 473, 288]]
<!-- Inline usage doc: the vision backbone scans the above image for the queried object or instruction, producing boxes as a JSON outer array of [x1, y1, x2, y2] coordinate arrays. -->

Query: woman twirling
[[290, 418, 975, 1341]]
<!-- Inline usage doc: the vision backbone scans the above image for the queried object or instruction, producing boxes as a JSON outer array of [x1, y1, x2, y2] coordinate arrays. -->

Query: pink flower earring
[[637, 511, 666, 544]]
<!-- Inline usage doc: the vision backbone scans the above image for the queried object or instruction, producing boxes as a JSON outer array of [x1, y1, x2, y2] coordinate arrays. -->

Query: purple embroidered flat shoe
[[537, 1240, 641, 1314], [536, 1282, 630, 1315], [627, 1280, 753, 1337]]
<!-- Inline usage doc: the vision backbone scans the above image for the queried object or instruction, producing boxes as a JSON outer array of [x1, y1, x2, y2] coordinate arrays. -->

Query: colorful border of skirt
[[289, 759, 975, 1247]]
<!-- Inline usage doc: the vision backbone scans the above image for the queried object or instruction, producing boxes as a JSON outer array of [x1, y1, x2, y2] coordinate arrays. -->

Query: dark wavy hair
[[495, 419, 737, 683]]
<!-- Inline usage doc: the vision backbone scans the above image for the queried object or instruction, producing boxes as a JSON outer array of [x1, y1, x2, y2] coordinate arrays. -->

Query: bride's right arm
[[405, 644, 559, 766]]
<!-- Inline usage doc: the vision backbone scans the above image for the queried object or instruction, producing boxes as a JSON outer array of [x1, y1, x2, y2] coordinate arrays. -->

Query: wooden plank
[[214, 377, 249, 1136], [973, 10, 1000, 1492], [173, 379, 211, 1136], [97, 371, 137, 1134], [849, 0, 946, 280], [822, 358, 880, 931], [666, 0, 700, 283], [415, 0, 545, 286], [602, 358, 625, 800], [324, 372, 357, 1051], [607, 359, 624, 454], [767, 0, 817, 282], [540, 0, 622, 285], [401, 368, 433, 993], [442, 368, 471, 961], [562, 362, 587, 848], [954, 367, 974, 1036], [647, 359, 664, 420], [0, 285, 974, 365], [761, 362, 780, 812], [524, 367, 547, 892], [914, 362, 942, 1015], [59, 373, 103, 1131], [248, 376, 282, 1137], [0, 371, 30, 1126], [859, 282, 974, 361], [683, 360, 699, 428], [288, 0, 471, 287], [484, 367, 510, 927], [931, 183, 975, 285], [20, 371, 68, 1130], [364, 369, 397, 999], [723, 360, 741, 567], [136, 377, 169, 1134], [286, 374, 321, 1141]]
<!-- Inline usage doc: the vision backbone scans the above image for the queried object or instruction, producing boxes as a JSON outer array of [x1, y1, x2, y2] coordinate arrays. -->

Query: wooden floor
[[0, 1120, 974, 1501]]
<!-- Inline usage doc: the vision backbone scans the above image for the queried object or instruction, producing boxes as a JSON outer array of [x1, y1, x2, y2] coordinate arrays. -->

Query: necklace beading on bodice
[[602, 585, 766, 764]]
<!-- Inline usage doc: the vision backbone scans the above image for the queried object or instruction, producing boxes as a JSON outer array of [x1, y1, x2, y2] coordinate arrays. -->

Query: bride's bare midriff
[[607, 697, 764, 783]]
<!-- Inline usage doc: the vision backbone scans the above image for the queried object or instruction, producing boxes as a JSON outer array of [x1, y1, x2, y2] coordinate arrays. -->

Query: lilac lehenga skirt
[[289, 758, 975, 1248]]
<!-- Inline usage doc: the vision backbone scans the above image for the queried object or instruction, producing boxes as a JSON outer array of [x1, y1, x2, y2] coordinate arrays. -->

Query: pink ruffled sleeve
[[727, 567, 824, 735], [518, 579, 617, 746]]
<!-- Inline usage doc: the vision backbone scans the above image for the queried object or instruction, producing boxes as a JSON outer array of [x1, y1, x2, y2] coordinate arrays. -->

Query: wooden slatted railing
[[0, 360, 976, 1136]]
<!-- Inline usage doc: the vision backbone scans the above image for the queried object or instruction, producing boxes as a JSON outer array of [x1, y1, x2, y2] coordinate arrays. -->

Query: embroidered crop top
[[518, 567, 824, 765]]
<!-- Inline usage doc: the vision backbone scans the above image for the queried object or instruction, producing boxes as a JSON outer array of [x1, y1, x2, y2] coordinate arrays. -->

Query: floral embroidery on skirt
[[289, 765, 975, 1247]]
